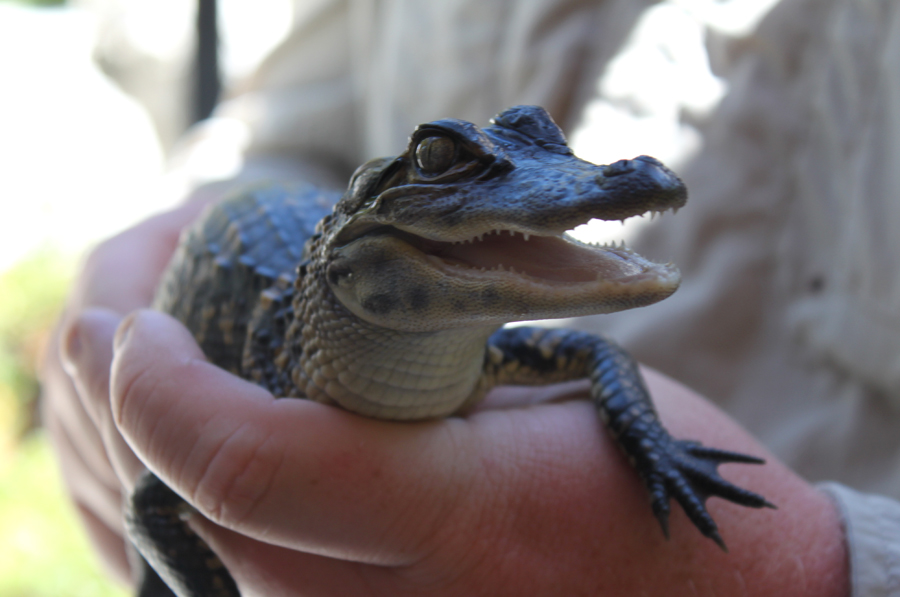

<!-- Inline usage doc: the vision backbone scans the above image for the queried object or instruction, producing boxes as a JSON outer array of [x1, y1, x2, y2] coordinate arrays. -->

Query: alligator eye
[[415, 136, 456, 175]]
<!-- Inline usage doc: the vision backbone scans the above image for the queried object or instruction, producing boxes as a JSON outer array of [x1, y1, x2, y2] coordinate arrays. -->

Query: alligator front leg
[[483, 326, 775, 550]]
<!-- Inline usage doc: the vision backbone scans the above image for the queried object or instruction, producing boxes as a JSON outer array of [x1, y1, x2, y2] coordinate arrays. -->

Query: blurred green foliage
[[0, 434, 129, 597], [0, 249, 71, 435], [0, 249, 129, 596]]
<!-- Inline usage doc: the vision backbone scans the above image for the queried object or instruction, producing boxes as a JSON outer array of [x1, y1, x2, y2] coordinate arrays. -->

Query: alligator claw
[[643, 438, 775, 551]]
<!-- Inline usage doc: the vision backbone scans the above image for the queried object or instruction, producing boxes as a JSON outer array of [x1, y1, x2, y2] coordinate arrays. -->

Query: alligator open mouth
[[385, 226, 672, 287], [329, 216, 680, 328]]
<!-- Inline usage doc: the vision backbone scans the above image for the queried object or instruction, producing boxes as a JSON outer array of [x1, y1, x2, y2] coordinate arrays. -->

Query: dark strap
[[192, 0, 220, 124]]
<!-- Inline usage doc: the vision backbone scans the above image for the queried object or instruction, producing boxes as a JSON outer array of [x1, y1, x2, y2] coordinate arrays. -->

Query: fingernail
[[114, 312, 138, 351], [61, 308, 123, 375], [61, 320, 84, 373]]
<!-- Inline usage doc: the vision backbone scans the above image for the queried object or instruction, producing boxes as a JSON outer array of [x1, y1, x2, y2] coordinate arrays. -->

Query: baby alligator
[[130, 105, 773, 596]]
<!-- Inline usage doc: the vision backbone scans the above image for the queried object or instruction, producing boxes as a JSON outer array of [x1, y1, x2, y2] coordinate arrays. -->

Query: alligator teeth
[[523, 233, 530, 241]]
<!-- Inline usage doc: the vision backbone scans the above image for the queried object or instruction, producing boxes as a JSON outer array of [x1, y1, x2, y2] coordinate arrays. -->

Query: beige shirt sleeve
[[821, 483, 900, 596]]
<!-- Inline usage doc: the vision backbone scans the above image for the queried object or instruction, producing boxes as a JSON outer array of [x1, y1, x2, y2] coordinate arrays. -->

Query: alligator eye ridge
[[415, 136, 456, 176]]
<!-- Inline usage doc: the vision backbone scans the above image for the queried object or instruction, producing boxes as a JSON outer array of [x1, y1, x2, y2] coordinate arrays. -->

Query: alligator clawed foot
[[642, 439, 776, 551]]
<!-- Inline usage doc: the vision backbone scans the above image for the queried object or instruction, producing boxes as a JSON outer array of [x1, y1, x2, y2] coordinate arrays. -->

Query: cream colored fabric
[[180, 0, 900, 594], [217, 0, 653, 178], [823, 483, 900, 596], [587, 0, 900, 497]]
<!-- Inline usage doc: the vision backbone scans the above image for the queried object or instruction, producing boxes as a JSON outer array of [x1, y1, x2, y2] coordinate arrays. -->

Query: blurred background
[[0, 0, 776, 593]]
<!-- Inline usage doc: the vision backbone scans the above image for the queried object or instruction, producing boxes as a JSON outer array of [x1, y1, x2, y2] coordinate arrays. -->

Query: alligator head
[[317, 105, 686, 333]]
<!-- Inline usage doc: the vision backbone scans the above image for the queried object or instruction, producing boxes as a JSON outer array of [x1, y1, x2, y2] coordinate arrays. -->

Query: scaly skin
[[132, 106, 773, 597]]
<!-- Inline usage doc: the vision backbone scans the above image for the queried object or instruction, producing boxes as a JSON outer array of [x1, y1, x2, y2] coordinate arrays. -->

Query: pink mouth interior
[[418, 232, 644, 283]]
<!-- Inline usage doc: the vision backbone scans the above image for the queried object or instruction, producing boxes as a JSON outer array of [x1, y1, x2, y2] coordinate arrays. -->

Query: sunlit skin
[[42, 191, 849, 596]]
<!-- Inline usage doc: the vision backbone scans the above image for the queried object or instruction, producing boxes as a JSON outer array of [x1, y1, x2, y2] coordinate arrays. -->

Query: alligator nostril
[[601, 159, 636, 177], [633, 155, 664, 168]]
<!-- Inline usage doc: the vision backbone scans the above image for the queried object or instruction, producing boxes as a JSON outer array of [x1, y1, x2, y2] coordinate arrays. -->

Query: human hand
[[40, 191, 223, 584], [64, 306, 849, 596]]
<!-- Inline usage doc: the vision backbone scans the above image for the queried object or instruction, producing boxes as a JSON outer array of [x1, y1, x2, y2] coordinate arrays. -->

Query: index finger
[[109, 310, 613, 567]]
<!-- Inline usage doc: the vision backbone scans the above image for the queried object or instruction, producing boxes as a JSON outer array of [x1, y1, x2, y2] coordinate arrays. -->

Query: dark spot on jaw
[[362, 293, 397, 315], [451, 298, 468, 312], [327, 264, 353, 286], [480, 287, 501, 307], [407, 286, 430, 311]]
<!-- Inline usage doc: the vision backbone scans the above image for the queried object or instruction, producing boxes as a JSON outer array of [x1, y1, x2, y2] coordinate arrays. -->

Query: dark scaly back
[[153, 183, 338, 373]]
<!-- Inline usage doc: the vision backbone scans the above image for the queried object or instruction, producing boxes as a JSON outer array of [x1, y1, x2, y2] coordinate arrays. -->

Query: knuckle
[[189, 421, 283, 529]]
